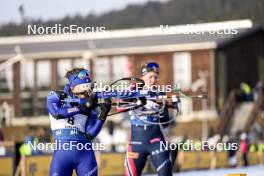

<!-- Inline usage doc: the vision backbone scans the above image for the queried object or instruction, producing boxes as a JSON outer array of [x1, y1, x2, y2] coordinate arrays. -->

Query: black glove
[[98, 98, 112, 121], [55, 90, 67, 99], [159, 99, 169, 118], [85, 133, 93, 140], [172, 96, 180, 111], [139, 97, 147, 106], [85, 93, 98, 109], [159, 99, 171, 128]]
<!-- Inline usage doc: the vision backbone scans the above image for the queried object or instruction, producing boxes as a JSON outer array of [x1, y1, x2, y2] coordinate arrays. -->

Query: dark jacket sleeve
[[159, 102, 170, 128], [158, 92, 171, 128]]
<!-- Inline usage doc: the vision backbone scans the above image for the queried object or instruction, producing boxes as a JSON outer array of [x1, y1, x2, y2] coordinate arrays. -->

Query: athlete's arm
[[85, 99, 112, 140], [47, 91, 80, 119], [85, 117, 104, 140], [158, 92, 170, 128], [159, 101, 170, 128]]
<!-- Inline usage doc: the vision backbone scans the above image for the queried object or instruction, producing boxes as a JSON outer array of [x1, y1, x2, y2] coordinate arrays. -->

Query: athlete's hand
[[159, 99, 169, 118], [85, 93, 98, 109], [171, 96, 180, 111], [98, 98, 112, 121]]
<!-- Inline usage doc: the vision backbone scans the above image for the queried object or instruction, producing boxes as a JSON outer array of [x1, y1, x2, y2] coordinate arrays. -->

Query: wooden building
[[0, 19, 263, 121]]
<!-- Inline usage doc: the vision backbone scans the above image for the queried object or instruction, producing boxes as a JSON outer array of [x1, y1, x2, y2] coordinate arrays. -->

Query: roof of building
[[0, 19, 259, 60]]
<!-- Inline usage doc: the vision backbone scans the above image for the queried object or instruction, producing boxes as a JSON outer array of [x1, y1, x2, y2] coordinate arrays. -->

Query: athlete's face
[[141, 71, 158, 88], [71, 86, 90, 98]]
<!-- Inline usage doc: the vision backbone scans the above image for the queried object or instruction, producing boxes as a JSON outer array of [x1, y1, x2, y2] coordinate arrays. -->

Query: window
[[20, 60, 34, 116], [173, 52, 192, 91], [73, 58, 90, 70], [93, 57, 111, 84], [20, 60, 34, 90], [57, 59, 72, 90], [0, 64, 13, 96], [36, 60, 51, 115], [36, 60, 51, 90], [112, 56, 132, 80]]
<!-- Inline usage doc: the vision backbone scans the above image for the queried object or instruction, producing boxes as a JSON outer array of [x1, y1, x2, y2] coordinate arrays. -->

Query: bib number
[[67, 117, 75, 125]]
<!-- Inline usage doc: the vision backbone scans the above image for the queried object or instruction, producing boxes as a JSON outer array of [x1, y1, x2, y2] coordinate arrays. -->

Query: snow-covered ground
[[146, 165, 264, 176]]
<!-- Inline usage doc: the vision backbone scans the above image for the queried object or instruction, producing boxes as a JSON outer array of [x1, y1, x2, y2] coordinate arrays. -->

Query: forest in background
[[1, 0, 264, 36]]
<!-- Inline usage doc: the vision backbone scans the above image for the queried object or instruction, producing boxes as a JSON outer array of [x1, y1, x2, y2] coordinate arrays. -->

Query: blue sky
[[0, 0, 167, 25]]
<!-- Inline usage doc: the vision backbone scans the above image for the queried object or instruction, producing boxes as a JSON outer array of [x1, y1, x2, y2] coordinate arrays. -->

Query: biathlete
[[47, 68, 111, 176], [125, 62, 174, 176]]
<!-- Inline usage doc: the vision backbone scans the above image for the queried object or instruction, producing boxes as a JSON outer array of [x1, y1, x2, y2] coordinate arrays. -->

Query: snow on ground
[[146, 165, 264, 176]]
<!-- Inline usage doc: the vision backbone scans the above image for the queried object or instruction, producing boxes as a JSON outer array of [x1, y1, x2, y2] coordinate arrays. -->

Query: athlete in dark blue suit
[[125, 62, 173, 176], [47, 68, 111, 176]]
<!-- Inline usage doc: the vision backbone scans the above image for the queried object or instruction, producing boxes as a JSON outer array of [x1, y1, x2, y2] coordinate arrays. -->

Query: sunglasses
[[70, 70, 90, 81]]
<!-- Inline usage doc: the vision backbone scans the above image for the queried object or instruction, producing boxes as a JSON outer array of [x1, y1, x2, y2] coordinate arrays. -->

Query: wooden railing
[[244, 89, 264, 132], [217, 89, 237, 135]]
